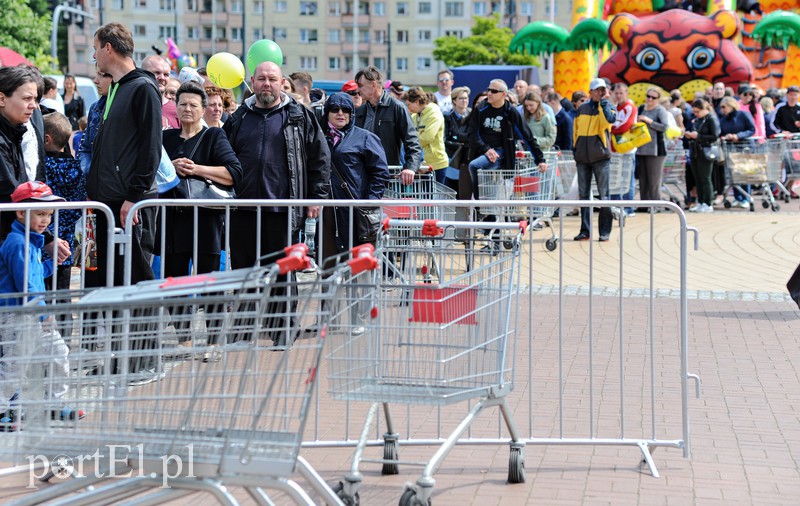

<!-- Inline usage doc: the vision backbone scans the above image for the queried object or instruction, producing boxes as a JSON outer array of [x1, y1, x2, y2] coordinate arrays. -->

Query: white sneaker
[[688, 204, 700, 212], [698, 203, 714, 213], [733, 200, 748, 208]]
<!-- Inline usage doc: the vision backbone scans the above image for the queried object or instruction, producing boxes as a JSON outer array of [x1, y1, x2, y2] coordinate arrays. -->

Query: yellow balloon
[[666, 126, 682, 140], [206, 52, 245, 89]]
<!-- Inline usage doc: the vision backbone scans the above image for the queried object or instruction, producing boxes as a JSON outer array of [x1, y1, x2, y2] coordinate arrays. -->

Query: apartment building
[[68, 1, 571, 86]]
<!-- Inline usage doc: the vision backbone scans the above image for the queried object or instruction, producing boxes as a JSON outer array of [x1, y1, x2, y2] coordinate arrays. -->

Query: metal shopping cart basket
[[766, 136, 793, 204], [478, 150, 559, 251], [0, 244, 378, 506], [326, 219, 528, 506], [662, 147, 688, 206], [722, 138, 779, 211], [556, 150, 576, 199]]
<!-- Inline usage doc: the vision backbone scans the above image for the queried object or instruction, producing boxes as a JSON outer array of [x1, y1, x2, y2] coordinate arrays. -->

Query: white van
[[46, 75, 100, 116]]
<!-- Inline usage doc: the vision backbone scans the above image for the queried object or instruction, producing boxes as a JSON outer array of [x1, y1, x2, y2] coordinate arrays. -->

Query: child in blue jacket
[[0, 181, 84, 426]]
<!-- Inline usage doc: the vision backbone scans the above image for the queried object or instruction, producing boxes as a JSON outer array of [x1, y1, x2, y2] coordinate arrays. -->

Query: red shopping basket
[[513, 175, 541, 194], [409, 285, 478, 325]]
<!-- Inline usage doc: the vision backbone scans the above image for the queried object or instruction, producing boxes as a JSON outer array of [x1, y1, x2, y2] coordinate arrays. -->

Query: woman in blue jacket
[[718, 96, 756, 208], [321, 92, 390, 256]]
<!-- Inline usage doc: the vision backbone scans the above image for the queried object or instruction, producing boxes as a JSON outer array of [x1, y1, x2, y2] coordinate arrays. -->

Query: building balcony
[[340, 13, 370, 28], [199, 11, 228, 24], [340, 42, 370, 54]]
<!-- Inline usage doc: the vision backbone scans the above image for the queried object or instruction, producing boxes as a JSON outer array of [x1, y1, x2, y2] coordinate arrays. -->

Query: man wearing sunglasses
[[467, 79, 548, 200], [434, 69, 454, 114], [573, 78, 617, 242]]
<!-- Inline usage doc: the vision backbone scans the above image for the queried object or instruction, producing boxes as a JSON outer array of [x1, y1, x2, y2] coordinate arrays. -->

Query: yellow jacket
[[412, 103, 449, 170]]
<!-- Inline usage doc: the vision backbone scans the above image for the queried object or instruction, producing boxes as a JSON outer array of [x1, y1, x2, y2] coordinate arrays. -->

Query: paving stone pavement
[[2, 210, 799, 505]]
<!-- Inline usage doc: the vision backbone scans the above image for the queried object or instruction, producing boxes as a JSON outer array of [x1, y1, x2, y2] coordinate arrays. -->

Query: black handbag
[[788, 262, 800, 309], [330, 164, 382, 244], [175, 129, 235, 209], [702, 143, 722, 162]]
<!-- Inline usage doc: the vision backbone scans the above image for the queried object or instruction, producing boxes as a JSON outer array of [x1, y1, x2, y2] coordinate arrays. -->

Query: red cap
[[342, 80, 358, 92], [11, 181, 65, 203]]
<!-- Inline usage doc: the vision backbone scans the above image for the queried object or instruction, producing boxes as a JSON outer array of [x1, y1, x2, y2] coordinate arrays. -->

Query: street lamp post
[[51, 4, 96, 60]]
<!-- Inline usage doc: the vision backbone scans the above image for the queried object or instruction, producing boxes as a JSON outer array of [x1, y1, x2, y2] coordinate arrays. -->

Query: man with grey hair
[[467, 79, 548, 200], [142, 54, 179, 128]]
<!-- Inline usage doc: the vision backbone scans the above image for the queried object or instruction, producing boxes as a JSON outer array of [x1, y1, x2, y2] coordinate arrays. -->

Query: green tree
[[433, 14, 539, 67], [0, 0, 56, 70]]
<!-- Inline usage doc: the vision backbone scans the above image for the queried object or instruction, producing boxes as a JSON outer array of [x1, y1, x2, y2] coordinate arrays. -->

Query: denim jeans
[[610, 153, 636, 213], [577, 158, 612, 237], [468, 148, 504, 199]]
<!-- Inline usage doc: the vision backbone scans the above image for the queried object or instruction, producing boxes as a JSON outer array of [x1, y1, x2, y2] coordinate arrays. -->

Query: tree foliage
[[0, 0, 57, 70], [433, 14, 539, 67]]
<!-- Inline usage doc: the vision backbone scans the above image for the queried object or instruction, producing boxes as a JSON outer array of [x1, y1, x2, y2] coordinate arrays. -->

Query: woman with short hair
[[636, 86, 671, 201], [403, 86, 449, 184]]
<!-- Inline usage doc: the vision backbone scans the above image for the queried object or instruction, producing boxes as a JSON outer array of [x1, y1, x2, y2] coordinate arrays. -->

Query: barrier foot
[[638, 442, 660, 478]]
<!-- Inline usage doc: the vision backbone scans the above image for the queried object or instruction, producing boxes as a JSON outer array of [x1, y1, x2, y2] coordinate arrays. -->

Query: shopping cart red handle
[[277, 243, 312, 274], [159, 274, 217, 289], [348, 244, 379, 274]]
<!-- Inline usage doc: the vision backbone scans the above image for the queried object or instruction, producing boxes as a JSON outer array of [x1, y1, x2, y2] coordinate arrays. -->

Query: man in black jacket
[[467, 79, 548, 200], [354, 66, 422, 185], [223, 60, 331, 269], [89, 22, 161, 287]]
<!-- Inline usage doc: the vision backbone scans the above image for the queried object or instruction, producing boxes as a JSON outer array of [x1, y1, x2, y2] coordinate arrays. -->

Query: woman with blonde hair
[[636, 86, 671, 201], [522, 92, 556, 150], [718, 95, 756, 207], [403, 86, 449, 184]]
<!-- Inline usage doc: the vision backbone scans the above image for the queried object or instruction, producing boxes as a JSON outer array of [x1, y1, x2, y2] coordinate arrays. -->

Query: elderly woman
[[161, 81, 242, 277], [522, 92, 556, 150], [404, 86, 449, 184], [321, 92, 389, 258], [719, 96, 756, 208], [636, 87, 672, 202], [203, 86, 230, 128]]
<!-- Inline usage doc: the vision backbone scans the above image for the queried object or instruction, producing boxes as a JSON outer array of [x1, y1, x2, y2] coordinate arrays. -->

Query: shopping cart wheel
[[399, 487, 430, 506], [332, 482, 360, 506], [545, 238, 558, 252], [723, 200, 732, 209], [785, 194, 791, 203], [508, 446, 526, 484], [381, 438, 400, 475], [772, 203, 781, 212], [762, 200, 770, 209]]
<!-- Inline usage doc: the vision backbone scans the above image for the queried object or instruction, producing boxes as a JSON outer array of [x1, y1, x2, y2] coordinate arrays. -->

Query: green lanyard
[[103, 82, 119, 122]]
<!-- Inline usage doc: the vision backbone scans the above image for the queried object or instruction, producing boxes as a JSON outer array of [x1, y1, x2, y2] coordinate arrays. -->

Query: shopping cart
[[387, 164, 434, 179], [478, 150, 559, 251], [767, 135, 794, 203], [0, 244, 378, 505], [556, 150, 577, 199], [722, 138, 779, 212], [327, 219, 527, 506], [662, 147, 688, 206]]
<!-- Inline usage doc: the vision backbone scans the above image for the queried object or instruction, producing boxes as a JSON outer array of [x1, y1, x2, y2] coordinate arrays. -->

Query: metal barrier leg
[[638, 441, 660, 478]]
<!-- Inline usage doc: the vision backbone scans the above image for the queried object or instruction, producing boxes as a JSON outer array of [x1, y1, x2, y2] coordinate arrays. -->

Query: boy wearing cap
[[0, 182, 84, 424], [573, 78, 617, 242]]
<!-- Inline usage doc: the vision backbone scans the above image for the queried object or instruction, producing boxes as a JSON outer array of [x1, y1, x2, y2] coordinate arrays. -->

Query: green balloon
[[246, 39, 283, 74]]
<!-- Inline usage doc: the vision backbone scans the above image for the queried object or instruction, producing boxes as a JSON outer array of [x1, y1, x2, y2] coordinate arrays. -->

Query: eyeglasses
[[346, 90, 359, 96], [646, 95, 659, 100], [438, 78, 451, 83], [486, 88, 504, 94], [329, 107, 349, 114]]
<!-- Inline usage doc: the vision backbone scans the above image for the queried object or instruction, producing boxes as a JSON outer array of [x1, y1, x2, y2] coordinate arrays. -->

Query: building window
[[418, 29, 431, 42], [135, 0, 146, 8], [299, 29, 318, 43], [417, 57, 432, 70], [159, 0, 174, 10], [134, 51, 147, 64], [544, 3, 557, 14], [253, 28, 263, 40], [374, 56, 386, 70], [329, 1, 341, 15], [329, 57, 340, 70], [373, 1, 385, 15], [203, 26, 212, 39], [520, 1, 533, 15], [396, 58, 408, 71], [76, 49, 86, 63], [357, 1, 369, 14], [159, 26, 176, 39], [418, 1, 431, 14], [300, 1, 317, 15], [275, 0, 287, 12], [112, 0, 124, 8], [345, 56, 353, 73], [374, 30, 387, 44], [253, 0, 263, 13], [300, 56, 317, 70], [444, 30, 463, 38], [216, 0, 225, 11], [231, 27, 242, 40], [397, 30, 409, 43], [215, 26, 227, 40], [396, 1, 408, 15], [273, 27, 287, 40], [133, 24, 146, 36], [328, 29, 340, 43], [186, 0, 197, 10], [445, 1, 463, 16], [230, 0, 242, 12], [473, 1, 485, 15], [187, 26, 198, 39]]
